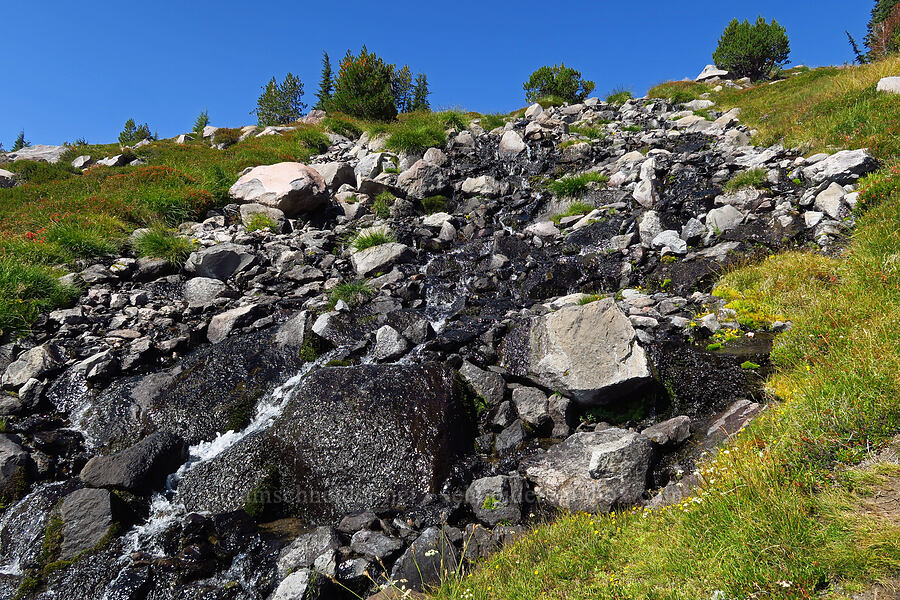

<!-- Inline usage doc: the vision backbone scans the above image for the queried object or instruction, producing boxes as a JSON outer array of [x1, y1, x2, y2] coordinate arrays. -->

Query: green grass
[[245, 213, 278, 232], [546, 172, 609, 198], [715, 56, 900, 159], [569, 125, 606, 140], [605, 89, 633, 106], [551, 201, 595, 224], [648, 81, 711, 104], [422, 195, 448, 214], [212, 127, 242, 147], [0, 259, 77, 337], [328, 281, 374, 309], [536, 95, 569, 108], [723, 168, 769, 192], [323, 115, 363, 139], [371, 191, 395, 219], [377, 110, 470, 153], [351, 229, 395, 252], [132, 226, 195, 266], [430, 162, 900, 599], [479, 114, 507, 131]]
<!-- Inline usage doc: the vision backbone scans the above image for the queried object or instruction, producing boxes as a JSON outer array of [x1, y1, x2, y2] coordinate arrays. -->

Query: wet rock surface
[[0, 92, 876, 598]]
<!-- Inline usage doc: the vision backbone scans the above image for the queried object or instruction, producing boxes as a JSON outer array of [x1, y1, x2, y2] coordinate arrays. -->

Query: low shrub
[[857, 161, 900, 212], [422, 195, 448, 214], [245, 213, 277, 232], [132, 226, 195, 265], [45, 222, 119, 258], [212, 128, 242, 147], [523, 63, 595, 104], [713, 17, 791, 81], [5, 161, 79, 185]]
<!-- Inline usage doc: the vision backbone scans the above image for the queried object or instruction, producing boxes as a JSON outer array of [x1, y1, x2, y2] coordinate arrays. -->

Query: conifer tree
[[253, 73, 307, 126], [314, 51, 333, 111], [410, 74, 431, 112], [193, 110, 210, 134], [11, 131, 28, 151]]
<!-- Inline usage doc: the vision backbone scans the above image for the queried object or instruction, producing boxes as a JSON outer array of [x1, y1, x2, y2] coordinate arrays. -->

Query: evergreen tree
[[193, 110, 210, 134], [253, 73, 307, 126], [11, 131, 29, 151], [118, 119, 155, 145], [866, 0, 900, 59], [523, 63, 596, 104], [846, 31, 868, 64], [712, 17, 790, 80], [314, 51, 333, 111], [410, 73, 431, 112], [392, 65, 413, 113], [330, 46, 398, 121]]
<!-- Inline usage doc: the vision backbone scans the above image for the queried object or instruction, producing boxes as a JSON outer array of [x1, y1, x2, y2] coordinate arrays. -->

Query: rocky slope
[[0, 94, 878, 599]]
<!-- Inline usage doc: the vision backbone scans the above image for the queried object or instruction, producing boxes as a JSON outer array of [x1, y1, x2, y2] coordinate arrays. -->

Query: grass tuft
[[328, 281, 374, 309], [351, 229, 395, 252], [606, 88, 633, 106], [723, 168, 768, 192], [551, 201, 595, 224], [546, 172, 609, 198], [245, 213, 278, 233], [132, 226, 195, 266]]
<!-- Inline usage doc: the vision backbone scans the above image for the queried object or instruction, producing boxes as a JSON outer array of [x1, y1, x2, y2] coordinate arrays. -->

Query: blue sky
[[2, 0, 869, 147]]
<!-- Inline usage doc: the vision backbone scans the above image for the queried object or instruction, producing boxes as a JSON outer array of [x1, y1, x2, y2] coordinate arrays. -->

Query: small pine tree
[[11, 131, 29, 151], [392, 65, 413, 113], [712, 16, 790, 80], [410, 73, 431, 112], [118, 119, 155, 145], [523, 63, 596, 104], [314, 51, 333, 111], [253, 73, 307, 126], [846, 31, 868, 64], [193, 110, 210, 134]]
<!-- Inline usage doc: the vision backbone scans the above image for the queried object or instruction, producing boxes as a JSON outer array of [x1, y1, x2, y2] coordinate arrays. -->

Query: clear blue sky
[[2, 0, 869, 147]]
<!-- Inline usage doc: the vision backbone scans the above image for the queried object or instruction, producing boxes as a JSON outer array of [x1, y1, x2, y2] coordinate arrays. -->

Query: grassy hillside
[[0, 110, 471, 336], [429, 61, 900, 599]]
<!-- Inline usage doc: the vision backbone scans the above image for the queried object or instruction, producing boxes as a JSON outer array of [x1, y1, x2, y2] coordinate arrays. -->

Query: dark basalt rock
[[178, 363, 476, 524]]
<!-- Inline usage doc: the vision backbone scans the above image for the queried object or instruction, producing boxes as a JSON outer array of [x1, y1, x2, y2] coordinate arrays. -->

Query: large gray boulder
[[228, 162, 327, 216], [3, 144, 67, 164], [184, 243, 256, 280], [503, 299, 653, 406], [183, 277, 230, 308], [350, 242, 413, 277], [458, 361, 506, 406], [2, 344, 65, 389], [523, 428, 653, 512], [396, 159, 449, 199], [79, 431, 188, 494], [177, 363, 475, 523], [461, 175, 505, 198], [277, 526, 342, 578], [801, 149, 878, 185], [696, 64, 729, 81], [207, 304, 263, 343]]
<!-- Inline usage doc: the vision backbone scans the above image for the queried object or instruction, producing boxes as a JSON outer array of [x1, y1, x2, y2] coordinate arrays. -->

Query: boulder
[[652, 230, 688, 255], [238, 203, 285, 231], [351, 242, 413, 277], [374, 325, 409, 361], [814, 181, 846, 219], [461, 175, 505, 197], [523, 428, 653, 512], [58, 488, 121, 560], [801, 149, 878, 185], [183, 277, 230, 308], [505, 299, 653, 406], [0, 168, 15, 188], [0, 434, 35, 501], [876, 76, 900, 94], [458, 361, 506, 406], [499, 130, 526, 158], [271, 569, 317, 600], [641, 416, 691, 446], [390, 527, 459, 592], [277, 526, 342, 578], [511, 387, 551, 429], [207, 304, 263, 343], [177, 363, 475, 523], [2, 344, 64, 389], [3, 144, 67, 163], [396, 159, 449, 199], [71, 155, 92, 169], [184, 243, 256, 280], [465, 474, 526, 526], [696, 65, 729, 81], [228, 162, 328, 216], [79, 431, 189, 494], [311, 161, 356, 189], [355, 153, 385, 184], [350, 530, 403, 560], [524, 103, 544, 119], [706, 205, 744, 233]]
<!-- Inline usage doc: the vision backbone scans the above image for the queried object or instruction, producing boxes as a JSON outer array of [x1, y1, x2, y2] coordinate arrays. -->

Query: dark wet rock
[[178, 363, 475, 523], [79, 431, 189, 494], [641, 416, 691, 447], [277, 526, 342, 578], [58, 487, 122, 559], [458, 361, 506, 406], [185, 243, 257, 280], [350, 529, 403, 560], [0, 434, 36, 502]]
